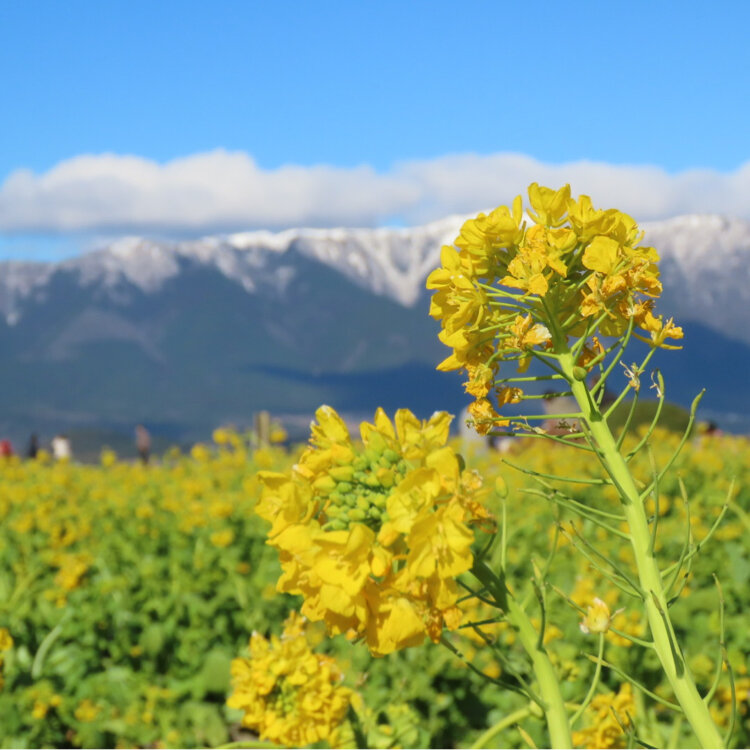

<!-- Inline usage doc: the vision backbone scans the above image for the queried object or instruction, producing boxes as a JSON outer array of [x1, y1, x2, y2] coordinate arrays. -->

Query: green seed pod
[[494, 476, 509, 498], [572, 365, 588, 381]]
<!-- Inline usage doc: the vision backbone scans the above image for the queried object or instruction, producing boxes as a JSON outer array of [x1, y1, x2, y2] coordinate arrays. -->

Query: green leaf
[[200, 649, 232, 695], [141, 623, 165, 656]]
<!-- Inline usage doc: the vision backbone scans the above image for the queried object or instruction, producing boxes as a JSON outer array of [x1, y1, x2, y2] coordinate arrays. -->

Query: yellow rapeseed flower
[[74, 699, 101, 723], [0, 628, 13, 652], [270, 425, 288, 444], [467, 399, 506, 435], [212, 427, 231, 445], [256, 406, 493, 655], [52, 552, 92, 591], [572, 683, 636, 748], [426, 183, 678, 432], [209, 528, 235, 547], [579, 597, 613, 634], [227, 612, 352, 747], [100, 448, 117, 467]]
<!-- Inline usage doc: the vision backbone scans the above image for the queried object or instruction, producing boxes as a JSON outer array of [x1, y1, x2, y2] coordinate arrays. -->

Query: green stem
[[31, 614, 70, 680], [558, 351, 724, 749], [471, 704, 538, 749], [347, 704, 368, 749], [571, 634, 604, 726], [472, 561, 573, 748], [667, 715, 684, 749], [506, 599, 573, 749]]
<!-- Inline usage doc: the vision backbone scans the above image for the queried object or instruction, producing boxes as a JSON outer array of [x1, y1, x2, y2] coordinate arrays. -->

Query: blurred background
[[1, 0, 749, 458]]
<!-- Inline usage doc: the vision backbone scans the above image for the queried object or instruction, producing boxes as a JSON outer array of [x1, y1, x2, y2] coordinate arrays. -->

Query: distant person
[[135, 424, 151, 464], [27, 433, 39, 459], [0, 439, 14, 458], [704, 421, 723, 437], [51, 434, 72, 461]]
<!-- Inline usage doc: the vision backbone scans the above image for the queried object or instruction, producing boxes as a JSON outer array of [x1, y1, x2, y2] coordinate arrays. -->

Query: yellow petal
[[312, 405, 350, 444], [527, 273, 549, 296], [582, 236, 620, 275]]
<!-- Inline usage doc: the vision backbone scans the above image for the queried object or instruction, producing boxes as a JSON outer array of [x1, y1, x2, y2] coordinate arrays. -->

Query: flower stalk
[[557, 349, 725, 749], [472, 560, 573, 749], [427, 183, 733, 748]]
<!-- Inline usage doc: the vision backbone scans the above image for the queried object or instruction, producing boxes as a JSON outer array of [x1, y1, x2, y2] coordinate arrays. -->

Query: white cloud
[[1, 149, 749, 234]]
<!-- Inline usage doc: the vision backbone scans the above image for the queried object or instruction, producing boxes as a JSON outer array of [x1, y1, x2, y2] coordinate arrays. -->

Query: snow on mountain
[[641, 215, 750, 344], [1, 212, 749, 341], [0, 261, 53, 326], [67, 237, 182, 292]]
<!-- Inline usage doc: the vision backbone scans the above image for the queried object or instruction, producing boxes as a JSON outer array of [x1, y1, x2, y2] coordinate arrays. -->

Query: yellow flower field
[[0, 422, 748, 748]]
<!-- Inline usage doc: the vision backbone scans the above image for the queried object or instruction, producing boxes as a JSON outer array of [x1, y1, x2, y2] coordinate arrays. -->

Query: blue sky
[[1, 0, 749, 259]]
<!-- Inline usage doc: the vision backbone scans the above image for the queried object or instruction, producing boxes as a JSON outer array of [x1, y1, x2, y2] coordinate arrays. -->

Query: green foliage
[[0, 428, 748, 748]]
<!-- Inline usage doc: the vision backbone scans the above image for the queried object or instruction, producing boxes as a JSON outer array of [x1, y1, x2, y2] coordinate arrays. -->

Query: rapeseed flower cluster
[[2, 415, 746, 746], [27, 684, 63, 720], [256, 406, 493, 655], [227, 612, 352, 747], [74, 699, 101, 723], [427, 183, 683, 432], [572, 683, 636, 749], [0, 429, 294, 748]]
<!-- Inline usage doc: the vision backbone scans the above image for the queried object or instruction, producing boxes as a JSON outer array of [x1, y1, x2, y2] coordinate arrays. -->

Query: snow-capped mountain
[[0, 214, 462, 325], [1, 212, 749, 341], [641, 215, 750, 343], [0, 212, 748, 444]]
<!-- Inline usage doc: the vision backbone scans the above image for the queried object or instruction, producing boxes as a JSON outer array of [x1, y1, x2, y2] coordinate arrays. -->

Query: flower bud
[[329, 466, 354, 482], [580, 597, 613, 634], [494, 476, 508, 498], [313, 475, 336, 493]]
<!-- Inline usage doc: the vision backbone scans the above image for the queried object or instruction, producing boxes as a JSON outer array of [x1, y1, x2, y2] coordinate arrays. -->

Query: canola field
[[0, 425, 748, 749]]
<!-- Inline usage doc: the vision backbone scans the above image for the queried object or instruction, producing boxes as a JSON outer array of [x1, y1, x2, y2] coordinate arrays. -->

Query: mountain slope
[[0, 212, 748, 445]]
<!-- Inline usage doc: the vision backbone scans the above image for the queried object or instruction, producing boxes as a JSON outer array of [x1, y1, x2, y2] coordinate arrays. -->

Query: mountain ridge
[[3, 212, 749, 331], [0, 212, 748, 445]]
